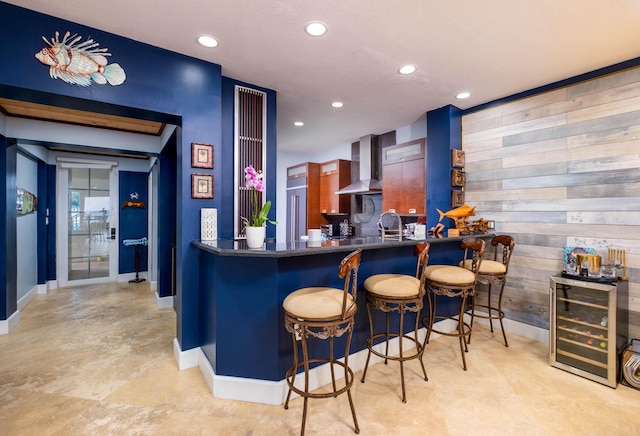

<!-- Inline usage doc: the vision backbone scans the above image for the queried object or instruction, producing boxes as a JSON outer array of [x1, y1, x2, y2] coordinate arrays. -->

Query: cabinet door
[[382, 139, 425, 214], [382, 159, 425, 214], [320, 173, 339, 213], [287, 163, 308, 179], [382, 162, 403, 213], [320, 160, 351, 215]]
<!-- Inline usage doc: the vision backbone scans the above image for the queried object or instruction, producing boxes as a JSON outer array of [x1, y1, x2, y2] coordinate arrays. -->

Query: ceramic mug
[[308, 229, 322, 242]]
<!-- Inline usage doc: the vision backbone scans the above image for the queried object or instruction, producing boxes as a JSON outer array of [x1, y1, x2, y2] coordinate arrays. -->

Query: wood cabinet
[[320, 159, 351, 215], [286, 162, 322, 242], [382, 139, 426, 214], [550, 275, 628, 388]]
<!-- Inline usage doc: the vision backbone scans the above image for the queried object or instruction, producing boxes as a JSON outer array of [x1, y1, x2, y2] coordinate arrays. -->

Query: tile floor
[[1, 281, 638, 435]]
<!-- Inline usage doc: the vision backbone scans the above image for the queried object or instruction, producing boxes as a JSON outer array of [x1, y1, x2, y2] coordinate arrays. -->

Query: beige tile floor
[[1, 281, 639, 435]]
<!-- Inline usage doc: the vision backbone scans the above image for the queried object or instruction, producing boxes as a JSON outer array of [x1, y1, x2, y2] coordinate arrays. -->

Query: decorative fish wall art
[[35, 31, 126, 86]]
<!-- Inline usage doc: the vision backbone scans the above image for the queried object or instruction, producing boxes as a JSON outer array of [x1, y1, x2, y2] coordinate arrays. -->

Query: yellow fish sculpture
[[437, 204, 476, 222]]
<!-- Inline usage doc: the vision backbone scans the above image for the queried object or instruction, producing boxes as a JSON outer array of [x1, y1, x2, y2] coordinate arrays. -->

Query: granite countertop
[[192, 234, 494, 258]]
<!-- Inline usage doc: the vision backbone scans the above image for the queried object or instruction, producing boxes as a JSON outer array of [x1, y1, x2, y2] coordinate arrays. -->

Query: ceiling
[[4, 0, 640, 155]]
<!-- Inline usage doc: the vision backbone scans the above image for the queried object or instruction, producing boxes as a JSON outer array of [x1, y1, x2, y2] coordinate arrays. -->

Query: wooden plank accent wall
[[463, 67, 640, 337]]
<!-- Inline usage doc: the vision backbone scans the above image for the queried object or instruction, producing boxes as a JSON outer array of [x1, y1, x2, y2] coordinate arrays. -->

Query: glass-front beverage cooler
[[549, 276, 628, 388]]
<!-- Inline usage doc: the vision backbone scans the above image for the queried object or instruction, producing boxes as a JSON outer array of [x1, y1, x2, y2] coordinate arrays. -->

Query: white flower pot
[[245, 226, 266, 249]]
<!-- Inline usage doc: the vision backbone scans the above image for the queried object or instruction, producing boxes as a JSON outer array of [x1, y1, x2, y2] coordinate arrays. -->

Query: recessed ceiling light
[[305, 21, 327, 36], [398, 65, 417, 75], [456, 92, 471, 99], [331, 101, 344, 108], [294, 121, 304, 126], [197, 35, 218, 48]]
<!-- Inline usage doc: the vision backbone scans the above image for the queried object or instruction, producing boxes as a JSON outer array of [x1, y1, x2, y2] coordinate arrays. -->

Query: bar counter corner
[[190, 234, 494, 405]]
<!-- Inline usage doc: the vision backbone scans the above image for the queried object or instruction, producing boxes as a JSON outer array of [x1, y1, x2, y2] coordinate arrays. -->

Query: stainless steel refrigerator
[[286, 178, 307, 243]]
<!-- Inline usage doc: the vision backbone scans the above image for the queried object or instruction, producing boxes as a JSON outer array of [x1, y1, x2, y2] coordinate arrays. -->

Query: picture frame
[[452, 149, 465, 168], [451, 169, 465, 187], [451, 190, 464, 208], [191, 142, 213, 169], [191, 173, 214, 199]]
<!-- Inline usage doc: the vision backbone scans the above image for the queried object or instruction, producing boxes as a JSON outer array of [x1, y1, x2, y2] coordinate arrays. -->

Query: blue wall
[[426, 105, 462, 231], [220, 77, 278, 240], [1, 139, 17, 320], [158, 133, 177, 299], [119, 171, 149, 274], [0, 3, 276, 354]]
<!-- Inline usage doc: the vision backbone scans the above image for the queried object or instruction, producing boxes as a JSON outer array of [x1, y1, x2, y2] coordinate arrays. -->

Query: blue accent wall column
[[1, 138, 17, 320], [37, 160, 47, 285], [158, 135, 177, 299], [426, 105, 462, 231], [220, 78, 277, 240]]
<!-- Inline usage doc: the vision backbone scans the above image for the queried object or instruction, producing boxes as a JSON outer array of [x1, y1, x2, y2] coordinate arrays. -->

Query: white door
[[57, 159, 119, 287]]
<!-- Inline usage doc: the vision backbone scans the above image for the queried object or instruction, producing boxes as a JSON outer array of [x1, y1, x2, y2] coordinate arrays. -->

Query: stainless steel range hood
[[336, 134, 382, 195]]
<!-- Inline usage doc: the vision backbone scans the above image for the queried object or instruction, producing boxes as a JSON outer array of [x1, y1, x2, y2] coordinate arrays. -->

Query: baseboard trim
[[175, 317, 548, 405], [17, 285, 38, 310], [156, 293, 173, 309], [173, 338, 199, 370], [0, 310, 20, 335]]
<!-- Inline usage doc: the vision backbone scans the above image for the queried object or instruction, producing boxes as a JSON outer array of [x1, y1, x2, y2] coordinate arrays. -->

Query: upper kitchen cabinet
[[382, 138, 426, 215], [320, 159, 351, 215]]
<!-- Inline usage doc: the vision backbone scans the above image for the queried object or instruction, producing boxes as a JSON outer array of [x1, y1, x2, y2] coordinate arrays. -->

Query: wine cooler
[[549, 275, 628, 388]]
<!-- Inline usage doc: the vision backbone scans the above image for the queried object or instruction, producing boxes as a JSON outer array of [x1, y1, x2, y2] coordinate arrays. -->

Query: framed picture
[[191, 142, 213, 169], [452, 149, 465, 168], [452, 169, 465, 187], [451, 190, 464, 208], [192, 174, 214, 199]]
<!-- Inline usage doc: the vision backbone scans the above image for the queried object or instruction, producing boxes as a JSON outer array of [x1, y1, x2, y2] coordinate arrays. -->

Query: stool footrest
[[470, 304, 505, 321], [366, 333, 424, 362], [426, 315, 471, 339], [285, 358, 355, 400]]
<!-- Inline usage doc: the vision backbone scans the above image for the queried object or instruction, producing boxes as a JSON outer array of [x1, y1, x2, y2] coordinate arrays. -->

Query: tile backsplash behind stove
[[351, 193, 383, 237]]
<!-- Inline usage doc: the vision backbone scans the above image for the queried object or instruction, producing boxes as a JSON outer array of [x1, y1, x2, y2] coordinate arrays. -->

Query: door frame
[[56, 157, 119, 287]]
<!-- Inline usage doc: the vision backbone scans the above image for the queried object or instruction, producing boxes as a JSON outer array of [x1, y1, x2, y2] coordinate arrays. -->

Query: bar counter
[[192, 234, 493, 404]]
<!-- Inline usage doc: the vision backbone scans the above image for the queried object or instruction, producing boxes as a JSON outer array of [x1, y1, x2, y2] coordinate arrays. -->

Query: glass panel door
[[67, 168, 111, 281]]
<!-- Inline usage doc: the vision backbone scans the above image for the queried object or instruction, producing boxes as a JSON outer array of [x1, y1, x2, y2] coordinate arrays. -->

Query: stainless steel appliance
[[287, 185, 307, 243], [320, 224, 337, 237]]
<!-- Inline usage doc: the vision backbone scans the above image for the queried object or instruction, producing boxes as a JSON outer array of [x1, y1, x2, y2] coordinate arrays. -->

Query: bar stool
[[464, 235, 515, 347], [361, 243, 430, 403], [283, 249, 362, 436], [422, 237, 485, 370]]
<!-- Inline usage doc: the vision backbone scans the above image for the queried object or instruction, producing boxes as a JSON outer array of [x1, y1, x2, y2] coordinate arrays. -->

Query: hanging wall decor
[[191, 142, 214, 169], [451, 169, 466, 187], [192, 174, 214, 199], [17, 187, 38, 216], [35, 31, 126, 86], [452, 149, 465, 168]]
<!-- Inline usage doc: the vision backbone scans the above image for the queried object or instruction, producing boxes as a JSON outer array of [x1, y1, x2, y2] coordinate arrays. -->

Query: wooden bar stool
[[361, 243, 430, 403], [283, 249, 362, 436], [422, 237, 485, 370], [464, 235, 515, 347]]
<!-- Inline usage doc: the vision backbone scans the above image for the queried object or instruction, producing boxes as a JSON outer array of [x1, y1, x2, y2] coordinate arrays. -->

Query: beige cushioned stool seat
[[460, 259, 506, 275], [364, 274, 420, 298], [425, 265, 475, 284], [283, 287, 354, 319]]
